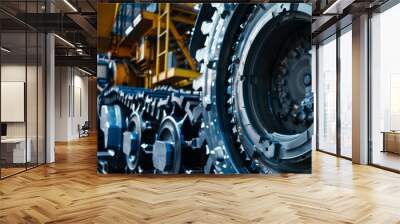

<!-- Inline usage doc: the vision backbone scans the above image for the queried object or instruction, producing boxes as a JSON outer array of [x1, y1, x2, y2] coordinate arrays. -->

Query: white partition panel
[[1, 82, 25, 122]]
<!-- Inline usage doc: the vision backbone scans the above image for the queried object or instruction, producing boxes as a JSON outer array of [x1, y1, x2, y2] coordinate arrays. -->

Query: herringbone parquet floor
[[1, 135, 400, 223]]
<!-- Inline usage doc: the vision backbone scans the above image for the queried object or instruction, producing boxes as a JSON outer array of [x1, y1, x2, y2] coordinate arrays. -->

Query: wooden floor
[[1, 163, 41, 178], [372, 150, 400, 171], [0, 167, 26, 178], [1, 136, 400, 223]]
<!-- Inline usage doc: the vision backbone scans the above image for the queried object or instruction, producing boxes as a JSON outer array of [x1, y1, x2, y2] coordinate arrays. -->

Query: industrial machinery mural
[[97, 3, 313, 174]]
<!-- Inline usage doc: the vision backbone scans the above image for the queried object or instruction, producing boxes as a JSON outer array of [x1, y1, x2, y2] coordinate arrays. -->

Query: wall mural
[[97, 3, 313, 174]]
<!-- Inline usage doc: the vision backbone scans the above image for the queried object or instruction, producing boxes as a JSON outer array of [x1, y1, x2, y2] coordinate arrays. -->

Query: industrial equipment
[[97, 3, 313, 174]]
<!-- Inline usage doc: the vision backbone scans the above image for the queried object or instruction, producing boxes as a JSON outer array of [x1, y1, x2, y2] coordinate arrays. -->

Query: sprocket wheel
[[194, 3, 312, 174]]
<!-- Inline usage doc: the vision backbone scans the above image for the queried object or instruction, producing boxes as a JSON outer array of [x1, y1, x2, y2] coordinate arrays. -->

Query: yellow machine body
[[98, 3, 200, 89]]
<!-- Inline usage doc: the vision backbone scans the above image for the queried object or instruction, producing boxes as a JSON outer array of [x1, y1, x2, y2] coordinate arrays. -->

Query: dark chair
[[78, 121, 90, 138]]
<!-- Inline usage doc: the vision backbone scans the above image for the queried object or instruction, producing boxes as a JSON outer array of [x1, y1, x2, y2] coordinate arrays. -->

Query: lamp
[[63, 0, 78, 12]]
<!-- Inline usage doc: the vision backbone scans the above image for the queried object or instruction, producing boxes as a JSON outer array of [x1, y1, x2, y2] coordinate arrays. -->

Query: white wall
[[54, 66, 89, 141], [55, 67, 69, 141], [1, 64, 26, 81]]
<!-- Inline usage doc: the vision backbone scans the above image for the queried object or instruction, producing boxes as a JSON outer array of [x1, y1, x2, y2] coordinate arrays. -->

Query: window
[[317, 36, 337, 154], [339, 28, 352, 158], [370, 3, 400, 171]]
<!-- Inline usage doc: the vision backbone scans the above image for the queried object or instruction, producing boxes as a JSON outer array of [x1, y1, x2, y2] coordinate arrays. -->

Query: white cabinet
[[1, 138, 32, 163]]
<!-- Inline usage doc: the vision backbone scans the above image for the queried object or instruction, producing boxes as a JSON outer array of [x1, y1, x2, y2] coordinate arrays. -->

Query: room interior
[[0, 0, 399, 223], [0, 30, 46, 178], [314, 0, 400, 172], [0, 0, 96, 179], [370, 4, 400, 171]]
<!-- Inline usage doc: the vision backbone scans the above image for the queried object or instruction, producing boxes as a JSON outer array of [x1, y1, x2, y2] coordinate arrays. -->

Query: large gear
[[193, 3, 254, 174], [194, 3, 312, 174]]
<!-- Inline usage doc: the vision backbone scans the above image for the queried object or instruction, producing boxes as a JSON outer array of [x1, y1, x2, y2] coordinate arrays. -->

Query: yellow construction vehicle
[[97, 3, 200, 88]]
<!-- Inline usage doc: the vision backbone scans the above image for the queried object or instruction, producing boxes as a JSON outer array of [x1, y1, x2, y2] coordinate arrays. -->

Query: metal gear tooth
[[228, 64, 235, 73], [199, 64, 206, 74], [232, 126, 238, 134], [215, 3, 231, 18], [240, 145, 245, 153], [226, 85, 232, 96], [232, 41, 239, 51], [236, 135, 241, 143], [228, 105, 234, 114], [195, 47, 207, 63], [232, 54, 240, 64], [227, 96, 233, 105], [210, 3, 220, 9], [201, 21, 213, 35], [193, 75, 204, 91]]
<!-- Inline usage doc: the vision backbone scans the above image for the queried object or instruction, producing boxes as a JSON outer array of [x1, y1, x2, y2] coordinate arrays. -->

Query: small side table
[[381, 131, 400, 154]]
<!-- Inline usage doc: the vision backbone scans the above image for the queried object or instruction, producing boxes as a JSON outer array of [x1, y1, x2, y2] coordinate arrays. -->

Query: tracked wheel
[[123, 112, 142, 171], [153, 116, 183, 174], [98, 85, 206, 174]]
